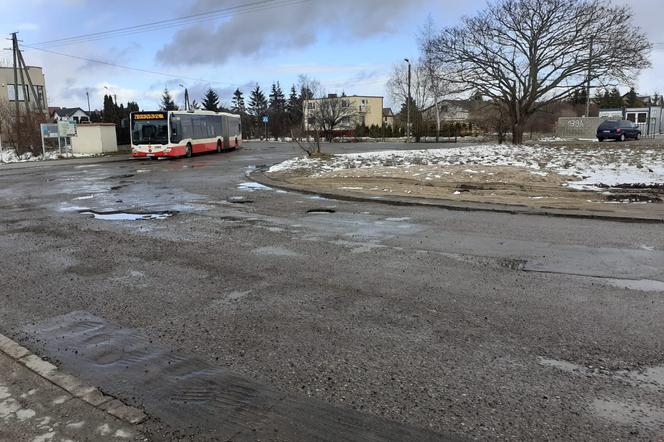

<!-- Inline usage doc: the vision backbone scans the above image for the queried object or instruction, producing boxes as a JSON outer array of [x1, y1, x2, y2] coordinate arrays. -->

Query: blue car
[[597, 120, 641, 142]]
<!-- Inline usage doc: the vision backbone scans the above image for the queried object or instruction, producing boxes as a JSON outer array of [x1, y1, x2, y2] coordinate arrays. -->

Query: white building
[[52, 107, 90, 124]]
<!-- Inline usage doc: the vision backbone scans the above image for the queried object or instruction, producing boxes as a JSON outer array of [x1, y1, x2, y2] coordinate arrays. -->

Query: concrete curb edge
[[0, 332, 147, 425], [248, 170, 664, 224]]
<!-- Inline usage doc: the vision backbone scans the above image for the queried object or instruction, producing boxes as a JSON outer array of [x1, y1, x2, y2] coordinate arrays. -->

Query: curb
[[248, 170, 664, 224], [0, 333, 147, 425]]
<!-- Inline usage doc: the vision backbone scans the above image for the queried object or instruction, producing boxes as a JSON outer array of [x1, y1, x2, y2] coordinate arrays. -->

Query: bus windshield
[[132, 113, 169, 145]]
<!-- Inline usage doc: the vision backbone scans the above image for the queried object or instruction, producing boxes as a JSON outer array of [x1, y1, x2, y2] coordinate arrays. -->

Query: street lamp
[[404, 58, 411, 143], [179, 83, 190, 111]]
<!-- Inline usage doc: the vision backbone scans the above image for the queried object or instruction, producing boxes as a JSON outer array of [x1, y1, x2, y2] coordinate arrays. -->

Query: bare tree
[[387, 61, 433, 141], [427, 0, 651, 144], [419, 15, 457, 142], [0, 101, 16, 147], [470, 100, 510, 144], [303, 93, 360, 148]]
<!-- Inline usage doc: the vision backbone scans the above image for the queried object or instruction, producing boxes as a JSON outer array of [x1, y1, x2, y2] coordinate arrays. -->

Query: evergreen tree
[[191, 99, 201, 110], [593, 88, 608, 107], [102, 95, 117, 122], [231, 89, 245, 113], [127, 101, 140, 113], [608, 87, 623, 108], [299, 85, 314, 101], [268, 82, 286, 112], [201, 88, 220, 112], [287, 85, 302, 125], [248, 84, 268, 117], [160, 88, 178, 111], [624, 87, 639, 107]]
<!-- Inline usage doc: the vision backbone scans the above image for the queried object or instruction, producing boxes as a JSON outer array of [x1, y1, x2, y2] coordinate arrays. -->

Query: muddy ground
[[267, 164, 664, 217]]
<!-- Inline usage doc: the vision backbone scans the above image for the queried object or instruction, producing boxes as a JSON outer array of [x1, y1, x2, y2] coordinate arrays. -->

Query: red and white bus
[[130, 110, 241, 158]]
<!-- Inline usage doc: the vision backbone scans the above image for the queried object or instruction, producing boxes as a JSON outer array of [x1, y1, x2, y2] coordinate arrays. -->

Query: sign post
[[262, 115, 268, 140], [41, 123, 59, 160], [57, 121, 69, 155]]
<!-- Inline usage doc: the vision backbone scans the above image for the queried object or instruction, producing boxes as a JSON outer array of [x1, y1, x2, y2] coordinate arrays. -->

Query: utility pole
[[86, 89, 91, 113], [404, 58, 411, 143], [11, 32, 21, 152], [585, 36, 594, 118]]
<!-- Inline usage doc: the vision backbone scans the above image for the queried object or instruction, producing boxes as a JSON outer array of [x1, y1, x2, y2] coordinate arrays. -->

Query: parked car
[[596, 120, 641, 142]]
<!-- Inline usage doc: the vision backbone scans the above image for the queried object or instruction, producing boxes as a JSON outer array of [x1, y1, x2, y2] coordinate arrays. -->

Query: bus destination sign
[[133, 113, 167, 120]]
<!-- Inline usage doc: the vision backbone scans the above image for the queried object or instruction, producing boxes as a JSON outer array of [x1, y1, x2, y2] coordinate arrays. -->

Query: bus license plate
[[146, 153, 155, 157]]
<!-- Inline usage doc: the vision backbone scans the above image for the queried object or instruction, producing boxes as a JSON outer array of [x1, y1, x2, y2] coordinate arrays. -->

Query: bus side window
[[192, 116, 204, 139], [215, 116, 222, 136], [180, 115, 192, 140]]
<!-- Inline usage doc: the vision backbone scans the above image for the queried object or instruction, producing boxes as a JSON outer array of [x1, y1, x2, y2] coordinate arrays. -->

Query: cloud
[[17, 23, 39, 32], [156, 0, 427, 66]]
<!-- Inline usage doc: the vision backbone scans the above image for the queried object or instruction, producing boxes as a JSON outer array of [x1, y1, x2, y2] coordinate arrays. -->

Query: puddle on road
[[537, 357, 584, 373], [592, 399, 664, 428], [79, 210, 177, 221], [538, 356, 664, 391], [253, 246, 301, 257], [237, 182, 273, 191], [603, 278, 664, 293]]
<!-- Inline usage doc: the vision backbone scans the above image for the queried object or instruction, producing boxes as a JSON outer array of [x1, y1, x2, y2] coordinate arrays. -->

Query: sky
[[0, 0, 663, 111]]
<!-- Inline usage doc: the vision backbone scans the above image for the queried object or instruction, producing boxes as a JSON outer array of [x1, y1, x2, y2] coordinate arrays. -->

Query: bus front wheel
[[185, 143, 192, 158]]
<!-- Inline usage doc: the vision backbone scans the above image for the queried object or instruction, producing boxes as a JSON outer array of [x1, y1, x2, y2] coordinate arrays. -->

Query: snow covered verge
[[267, 144, 664, 191], [0, 149, 95, 164]]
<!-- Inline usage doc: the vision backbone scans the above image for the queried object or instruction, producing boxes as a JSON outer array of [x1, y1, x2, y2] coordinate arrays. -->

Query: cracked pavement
[[0, 141, 663, 440]]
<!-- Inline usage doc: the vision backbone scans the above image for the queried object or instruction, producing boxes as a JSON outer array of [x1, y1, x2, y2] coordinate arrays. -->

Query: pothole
[[103, 174, 135, 180], [227, 196, 254, 204], [498, 258, 527, 271], [79, 209, 177, 221], [306, 208, 336, 214]]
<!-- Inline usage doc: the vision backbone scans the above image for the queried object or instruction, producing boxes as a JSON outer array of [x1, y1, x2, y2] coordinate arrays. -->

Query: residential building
[[52, 107, 90, 124], [599, 107, 664, 135], [382, 108, 394, 127], [303, 94, 384, 134], [0, 66, 49, 113], [422, 99, 473, 124]]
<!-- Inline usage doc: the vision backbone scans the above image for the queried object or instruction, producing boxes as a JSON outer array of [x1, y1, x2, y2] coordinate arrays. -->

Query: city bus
[[130, 110, 241, 158]]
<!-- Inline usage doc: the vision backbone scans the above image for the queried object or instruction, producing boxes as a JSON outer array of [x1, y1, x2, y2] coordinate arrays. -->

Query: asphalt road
[[1, 141, 663, 441]]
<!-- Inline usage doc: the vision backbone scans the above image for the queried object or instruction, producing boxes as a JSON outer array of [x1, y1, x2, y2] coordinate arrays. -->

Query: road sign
[[262, 116, 269, 124], [41, 124, 59, 139]]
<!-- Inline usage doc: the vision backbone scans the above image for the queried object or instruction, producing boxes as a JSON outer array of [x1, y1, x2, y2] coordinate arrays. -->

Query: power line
[[28, 0, 310, 49], [24, 45, 240, 87]]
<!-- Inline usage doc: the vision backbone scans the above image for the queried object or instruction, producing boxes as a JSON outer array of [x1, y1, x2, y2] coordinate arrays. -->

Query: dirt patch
[[267, 164, 664, 215]]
